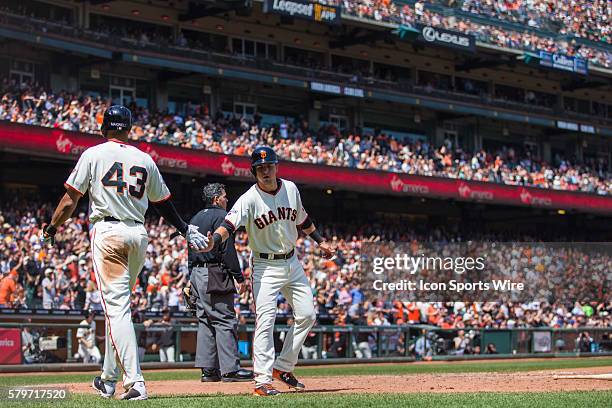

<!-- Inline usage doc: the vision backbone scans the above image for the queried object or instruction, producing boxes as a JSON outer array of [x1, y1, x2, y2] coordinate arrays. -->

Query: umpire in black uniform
[[189, 183, 253, 382]]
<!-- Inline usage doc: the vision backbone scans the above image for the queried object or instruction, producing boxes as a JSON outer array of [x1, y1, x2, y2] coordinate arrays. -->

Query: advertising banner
[[416, 24, 476, 53], [540, 51, 588, 75], [0, 328, 21, 365], [1, 123, 611, 214], [263, 0, 341, 25]]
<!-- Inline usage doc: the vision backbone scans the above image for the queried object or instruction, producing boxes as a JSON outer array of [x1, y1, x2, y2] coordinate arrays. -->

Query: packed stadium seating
[[455, 0, 609, 42], [1, 199, 610, 329], [342, 0, 610, 68], [1, 1, 610, 70], [1, 79, 610, 195]]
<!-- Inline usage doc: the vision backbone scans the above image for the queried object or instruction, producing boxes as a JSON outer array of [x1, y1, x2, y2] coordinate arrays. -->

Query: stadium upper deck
[[0, 1, 610, 120]]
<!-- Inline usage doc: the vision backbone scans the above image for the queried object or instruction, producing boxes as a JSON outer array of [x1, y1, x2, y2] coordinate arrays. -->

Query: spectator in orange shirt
[[427, 304, 441, 325], [407, 302, 420, 323], [393, 301, 405, 322], [0, 270, 18, 307]]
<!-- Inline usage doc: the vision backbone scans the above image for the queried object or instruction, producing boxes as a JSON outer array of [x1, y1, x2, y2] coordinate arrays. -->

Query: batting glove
[[183, 281, 198, 317], [186, 224, 209, 251], [41, 224, 57, 246]]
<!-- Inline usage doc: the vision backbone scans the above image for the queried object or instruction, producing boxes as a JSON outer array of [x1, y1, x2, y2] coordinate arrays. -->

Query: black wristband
[[309, 229, 325, 245], [45, 224, 57, 236], [298, 216, 313, 230], [212, 232, 222, 249]]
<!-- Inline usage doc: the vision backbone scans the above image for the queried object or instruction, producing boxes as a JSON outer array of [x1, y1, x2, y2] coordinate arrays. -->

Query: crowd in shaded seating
[[2, 79, 610, 194]]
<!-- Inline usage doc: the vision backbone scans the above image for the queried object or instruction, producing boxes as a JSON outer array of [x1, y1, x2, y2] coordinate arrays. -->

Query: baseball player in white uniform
[[76, 310, 101, 363], [42, 105, 208, 400], [201, 146, 334, 396]]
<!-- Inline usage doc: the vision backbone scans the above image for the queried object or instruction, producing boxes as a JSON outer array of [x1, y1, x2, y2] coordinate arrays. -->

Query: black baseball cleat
[[222, 369, 254, 382], [118, 381, 148, 400], [253, 383, 281, 396], [92, 376, 115, 398], [201, 368, 221, 382], [273, 368, 305, 390]]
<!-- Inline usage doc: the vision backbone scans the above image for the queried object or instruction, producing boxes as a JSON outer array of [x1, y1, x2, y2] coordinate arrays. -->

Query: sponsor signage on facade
[[539, 51, 588, 75], [1, 123, 611, 214], [416, 24, 476, 52], [310, 81, 364, 97], [264, 0, 341, 25], [557, 121, 597, 134]]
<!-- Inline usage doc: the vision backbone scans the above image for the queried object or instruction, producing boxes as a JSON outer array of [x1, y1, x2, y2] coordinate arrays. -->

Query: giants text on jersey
[[224, 179, 307, 254]]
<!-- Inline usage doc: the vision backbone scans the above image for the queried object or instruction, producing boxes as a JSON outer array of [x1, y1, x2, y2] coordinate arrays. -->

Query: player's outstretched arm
[[42, 188, 82, 245], [201, 225, 230, 253], [151, 199, 208, 251], [301, 221, 335, 259]]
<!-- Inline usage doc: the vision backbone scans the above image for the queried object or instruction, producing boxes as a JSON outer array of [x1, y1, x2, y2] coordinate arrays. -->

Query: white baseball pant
[[251, 254, 316, 386], [159, 346, 175, 363], [78, 344, 102, 363], [90, 220, 148, 389]]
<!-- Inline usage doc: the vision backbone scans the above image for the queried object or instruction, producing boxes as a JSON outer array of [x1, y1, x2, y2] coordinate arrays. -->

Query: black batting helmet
[[101, 105, 132, 134], [251, 146, 278, 175]]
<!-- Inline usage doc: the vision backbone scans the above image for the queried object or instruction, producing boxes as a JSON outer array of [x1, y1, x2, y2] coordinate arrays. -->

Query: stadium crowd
[[1, 199, 610, 332], [1, 79, 610, 195], [1, 0, 610, 69], [456, 0, 610, 43], [342, 0, 610, 68]]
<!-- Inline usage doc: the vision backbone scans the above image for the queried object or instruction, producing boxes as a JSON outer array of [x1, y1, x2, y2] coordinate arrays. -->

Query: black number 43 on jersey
[[102, 162, 148, 199]]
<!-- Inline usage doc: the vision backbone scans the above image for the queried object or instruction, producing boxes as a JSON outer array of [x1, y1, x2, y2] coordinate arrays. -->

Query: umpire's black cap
[[101, 105, 132, 133], [251, 146, 278, 169]]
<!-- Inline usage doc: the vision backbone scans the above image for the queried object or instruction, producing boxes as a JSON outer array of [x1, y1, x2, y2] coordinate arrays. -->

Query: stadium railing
[[1, 322, 610, 368]]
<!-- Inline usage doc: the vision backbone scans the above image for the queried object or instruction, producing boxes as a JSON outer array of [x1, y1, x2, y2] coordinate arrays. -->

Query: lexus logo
[[422, 27, 437, 42], [421, 26, 471, 48]]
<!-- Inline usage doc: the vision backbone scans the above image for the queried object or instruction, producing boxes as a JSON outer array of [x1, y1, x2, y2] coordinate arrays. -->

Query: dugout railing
[[1, 322, 611, 367]]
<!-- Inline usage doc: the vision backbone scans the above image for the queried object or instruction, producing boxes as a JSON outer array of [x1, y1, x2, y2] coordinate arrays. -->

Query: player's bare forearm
[[50, 190, 81, 228], [215, 225, 230, 242], [202, 226, 229, 252], [302, 224, 316, 235], [302, 222, 335, 259]]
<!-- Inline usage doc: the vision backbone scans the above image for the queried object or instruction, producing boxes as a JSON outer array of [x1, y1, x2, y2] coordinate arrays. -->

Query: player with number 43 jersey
[[41, 105, 208, 401]]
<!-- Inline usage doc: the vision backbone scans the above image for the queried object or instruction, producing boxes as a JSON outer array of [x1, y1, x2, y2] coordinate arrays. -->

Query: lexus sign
[[417, 24, 475, 52]]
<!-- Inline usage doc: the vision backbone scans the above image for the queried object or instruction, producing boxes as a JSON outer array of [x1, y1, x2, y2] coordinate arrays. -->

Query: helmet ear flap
[[251, 167, 256, 177]]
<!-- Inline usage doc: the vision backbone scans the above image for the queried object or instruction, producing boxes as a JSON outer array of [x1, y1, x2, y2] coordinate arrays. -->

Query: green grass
[[0, 358, 610, 387], [1, 391, 612, 408]]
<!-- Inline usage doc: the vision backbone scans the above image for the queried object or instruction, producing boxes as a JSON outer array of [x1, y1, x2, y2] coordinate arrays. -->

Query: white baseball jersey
[[65, 139, 171, 223], [77, 319, 96, 345], [224, 178, 308, 254]]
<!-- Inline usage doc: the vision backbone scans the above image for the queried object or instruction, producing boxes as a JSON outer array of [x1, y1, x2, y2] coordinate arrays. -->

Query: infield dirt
[[58, 365, 612, 396]]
